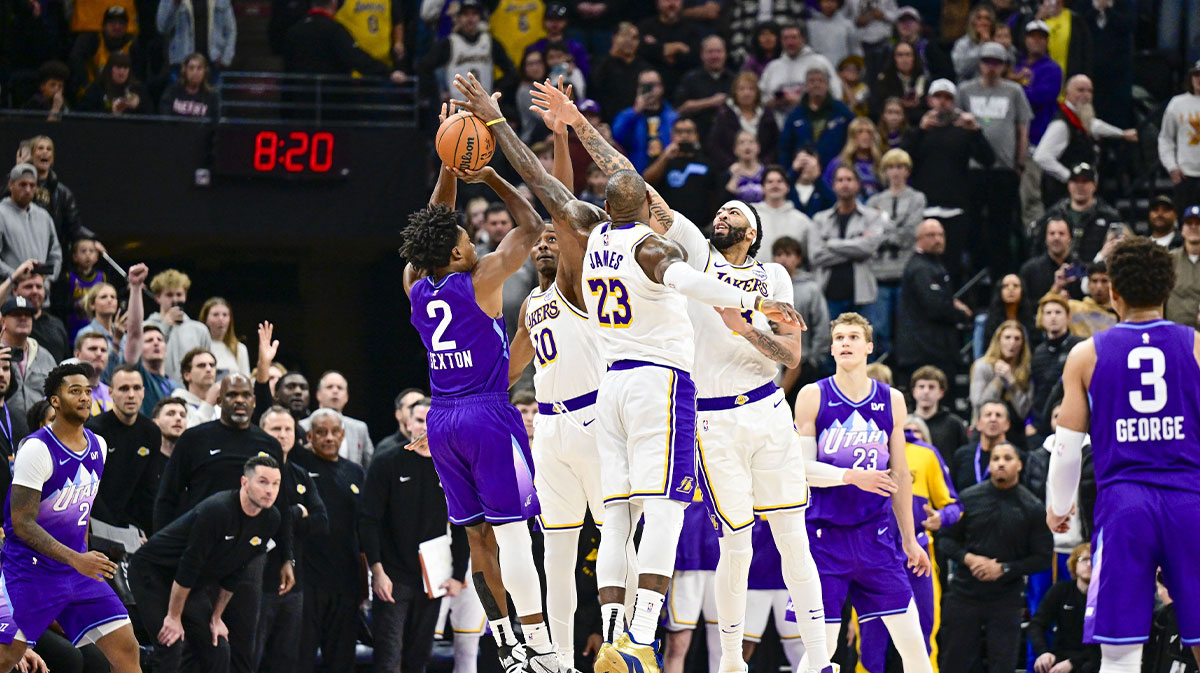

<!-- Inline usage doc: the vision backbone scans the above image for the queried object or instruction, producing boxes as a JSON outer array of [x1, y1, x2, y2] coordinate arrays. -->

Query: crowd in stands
[[2, 0, 1200, 671]]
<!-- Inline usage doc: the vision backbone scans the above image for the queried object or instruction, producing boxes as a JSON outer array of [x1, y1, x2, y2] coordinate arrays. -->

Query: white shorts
[[744, 590, 799, 642], [595, 364, 698, 504], [664, 569, 716, 632], [532, 409, 605, 529], [697, 388, 809, 533], [435, 564, 486, 637]]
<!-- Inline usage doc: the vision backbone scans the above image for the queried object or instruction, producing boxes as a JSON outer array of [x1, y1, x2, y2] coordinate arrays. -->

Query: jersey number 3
[[588, 278, 632, 327], [1127, 346, 1167, 414]]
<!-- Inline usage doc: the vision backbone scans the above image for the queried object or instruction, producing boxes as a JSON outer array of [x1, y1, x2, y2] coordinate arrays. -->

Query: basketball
[[435, 112, 496, 172]]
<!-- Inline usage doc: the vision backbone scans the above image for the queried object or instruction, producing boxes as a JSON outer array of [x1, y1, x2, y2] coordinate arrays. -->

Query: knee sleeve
[[1100, 644, 1143, 673], [598, 502, 637, 590], [766, 512, 818, 585], [491, 522, 545, 619], [714, 529, 754, 617], [637, 499, 687, 578]]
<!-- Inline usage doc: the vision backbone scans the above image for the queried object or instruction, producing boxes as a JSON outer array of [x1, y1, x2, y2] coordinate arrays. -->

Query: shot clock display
[[214, 126, 350, 178]]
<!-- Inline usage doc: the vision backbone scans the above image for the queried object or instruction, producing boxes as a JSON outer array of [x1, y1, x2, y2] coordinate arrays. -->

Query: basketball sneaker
[[525, 649, 566, 673], [501, 643, 528, 673], [593, 631, 661, 673]]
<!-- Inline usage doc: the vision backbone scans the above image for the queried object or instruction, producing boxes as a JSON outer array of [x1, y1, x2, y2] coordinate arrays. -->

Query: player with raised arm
[[449, 73, 803, 673], [1048, 237, 1200, 672], [793, 314, 934, 673], [0, 362, 143, 673], [402, 120, 559, 673]]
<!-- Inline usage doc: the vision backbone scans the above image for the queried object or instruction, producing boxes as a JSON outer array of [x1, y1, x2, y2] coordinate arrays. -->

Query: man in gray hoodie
[[0, 164, 62, 288]]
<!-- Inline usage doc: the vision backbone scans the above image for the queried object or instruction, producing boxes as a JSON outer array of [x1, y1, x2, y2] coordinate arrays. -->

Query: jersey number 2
[[1127, 346, 1167, 414], [427, 300, 457, 351]]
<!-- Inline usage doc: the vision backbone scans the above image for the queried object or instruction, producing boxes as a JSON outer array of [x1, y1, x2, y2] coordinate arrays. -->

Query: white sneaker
[[524, 650, 563, 673]]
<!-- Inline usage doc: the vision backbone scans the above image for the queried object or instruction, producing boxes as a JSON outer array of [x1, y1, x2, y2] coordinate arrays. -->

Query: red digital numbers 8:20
[[252, 131, 335, 173]]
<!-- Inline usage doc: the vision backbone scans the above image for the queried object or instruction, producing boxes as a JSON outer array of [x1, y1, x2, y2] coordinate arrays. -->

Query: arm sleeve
[[662, 261, 759, 309], [1034, 121, 1071, 182], [664, 212, 712, 270], [800, 435, 848, 487], [10, 440, 53, 491], [1046, 427, 1085, 516], [450, 523, 469, 581]]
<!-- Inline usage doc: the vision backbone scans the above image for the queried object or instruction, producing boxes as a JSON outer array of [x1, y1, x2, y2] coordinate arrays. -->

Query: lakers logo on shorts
[[250, 537, 262, 546], [676, 477, 695, 494], [734, 395, 748, 406]]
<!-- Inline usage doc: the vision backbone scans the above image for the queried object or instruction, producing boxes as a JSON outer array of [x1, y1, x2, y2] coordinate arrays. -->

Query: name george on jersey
[[1114, 415, 1186, 443], [428, 350, 475, 371]]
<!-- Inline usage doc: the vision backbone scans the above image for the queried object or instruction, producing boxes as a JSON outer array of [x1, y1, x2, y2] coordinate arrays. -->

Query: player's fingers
[[448, 98, 470, 111]]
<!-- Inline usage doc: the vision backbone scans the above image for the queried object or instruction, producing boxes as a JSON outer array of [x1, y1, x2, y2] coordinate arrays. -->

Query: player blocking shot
[[793, 314, 934, 673], [402, 140, 560, 673], [0, 362, 143, 673], [1048, 237, 1200, 672], [448, 72, 803, 673]]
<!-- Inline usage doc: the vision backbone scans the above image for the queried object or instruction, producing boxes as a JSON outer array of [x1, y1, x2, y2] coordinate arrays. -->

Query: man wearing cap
[[1166, 206, 1200, 328], [1044, 162, 1122, 263], [1013, 20, 1062, 224], [68, 6, 147, 94], [893, 7, 954, 81], [1148, 195, 1183, 249], [0, 295, 57, 441], [9, 266, 70, 363], [958, 41, 1032, 277], [1158, 61, 1200, 216], [903, 79, 994, 283], [524, 4, 590, 77], [0, 165, 63, 288], [1033, 74, 1138, 207]]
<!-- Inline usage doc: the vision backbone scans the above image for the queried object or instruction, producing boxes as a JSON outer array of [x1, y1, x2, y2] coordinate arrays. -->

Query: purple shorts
[[1086, 482, 1200, 646], [0, 568, 128, 647], [428, 393, 540, 526], [808, 520, 914, 622]]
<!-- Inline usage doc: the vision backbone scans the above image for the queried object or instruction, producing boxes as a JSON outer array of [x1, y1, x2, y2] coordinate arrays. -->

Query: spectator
[[969, 319, 1033, 431], [810, 165, 886, 315], [274, 372, 310, 421], [1020, 217, 1082, 301], [472, 205, 538, 338], [156, 0, 235, 73], [611, 68, 677, 173], [66, 237, 106, 336], [123, 266, 182, 416], [841, 0, 898, 68], [545, 41, 586, 99], [893, 6, 954, 81], [951, 4, 996, 81], [1029, 293, 1079, 431], [736, 20, 782, 75], [938, 441, 1053, 673], [579, 164, 608, 208], [589, 22, 650, 124], [69, 6, 146, 94], [159, 52, 217, 118], [909, 365, 969, 463], [644, 117, 719, 226], [292, 409, 366, 673], [958, 42, 1031, 278], [808, 0, 861, 71], [1037, 0, 1092, 83], [706, 71, 780, 169], [153, 399, 187, 470], [772, 236, 830, 394], [895, 219, 973, 384], [788, 145, 837, 217], [75, 331, 115, 415], [287, 0, 403, 80], [821, 117, 883, 199], [727, 6, 803, 68], [1067, 260, 1116, 336], [143, 268, 212, 383], [333, 0, 404, 72], [0, 164, 63, 285], [199, 296, 249, 377], [753, 164, 816, 262], [721, 131, 766, 203], [172, 347, 219, 427], [673, 35, 734, 140], [375, 388, 426, 451], [254, 406, 327, 673], [1083, 0, 1131, 128], [836, 55, 870, 118], [982, 273, 1037, 348], [1033, 76, 1137, 207], [516, 51, 551, 144], [524, 4, 589, 76], [1149, 195, 1183, 249], [488, 0, 544, 69], [902, 79, 994, 284], [1027, 543, 1100, 673], [22, 61, 71, 121], [871, 42, 927, 127], [361, 397, 469, 673], [876, 96, 911, 148], [759, 20, 842, 117], [4, 268, 70, 364], [79, 282, 122, 372], [777, 67, 854, 167], [1159, 62, 1200, 214], [510, 389, 537, 442], [865, 147, 926, 354], [563, 0, 621, 57], [1044, 163, 1122, 264], [22, 136, 91, 252], [89, 365, 163, 534], [1166, 206, 1200, 328], [637, 0, 703, 95], [1, 296, 56, 442], [1145, 581, 1200, 673], [78, 52, 151, 114], [1013, 20, 1062, 225], [300, 371, 376, 469]]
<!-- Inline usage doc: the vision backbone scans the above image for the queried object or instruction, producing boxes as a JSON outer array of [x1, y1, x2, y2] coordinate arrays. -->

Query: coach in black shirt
[[90, 364, 162, 534], [361, 398, 468, 673], [292, 408, 364, 673], [130, 456, 285, 673]]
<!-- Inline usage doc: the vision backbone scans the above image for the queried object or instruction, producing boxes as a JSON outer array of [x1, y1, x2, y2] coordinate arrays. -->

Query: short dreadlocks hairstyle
[[44, 362, 94, 399], [1107, 236, 1175, 309], [399, 204, 463, 275]]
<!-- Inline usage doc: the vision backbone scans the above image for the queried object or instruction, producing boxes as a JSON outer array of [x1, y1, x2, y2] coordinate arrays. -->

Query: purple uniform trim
[[674, 503, 720, 572], [808, 523, 914, 623], [410, 272, 510, 398]]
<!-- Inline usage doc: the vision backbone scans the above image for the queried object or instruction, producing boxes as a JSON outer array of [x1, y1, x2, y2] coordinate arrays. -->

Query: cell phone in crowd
[[639, 83, 654, 96], [32, 264, 54, 276], [1062, 264, 1081, 281], [8, 347, 23, 363]]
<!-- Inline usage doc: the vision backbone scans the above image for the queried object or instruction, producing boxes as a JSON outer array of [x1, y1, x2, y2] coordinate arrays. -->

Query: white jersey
[[667, 217, 794, 397], [524, 281, 603, 404], [583, 221, 694, 371], [446, 32, 494, 92]]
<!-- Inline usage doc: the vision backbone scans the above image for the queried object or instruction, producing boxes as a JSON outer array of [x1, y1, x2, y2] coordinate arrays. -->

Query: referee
[[130, 456, 285, 673], [153, 373, 287, 673]]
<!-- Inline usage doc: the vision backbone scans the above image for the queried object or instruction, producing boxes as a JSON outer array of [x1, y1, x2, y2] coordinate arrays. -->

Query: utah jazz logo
[[676, 477, 695, 494]]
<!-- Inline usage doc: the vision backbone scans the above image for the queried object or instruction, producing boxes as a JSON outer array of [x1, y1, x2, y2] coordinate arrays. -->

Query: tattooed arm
[[715, 311, 804, 367], [10, 485, 117, 580]]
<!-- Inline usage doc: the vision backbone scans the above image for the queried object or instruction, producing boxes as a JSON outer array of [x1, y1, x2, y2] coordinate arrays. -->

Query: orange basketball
[[435, 112, 496, 171]]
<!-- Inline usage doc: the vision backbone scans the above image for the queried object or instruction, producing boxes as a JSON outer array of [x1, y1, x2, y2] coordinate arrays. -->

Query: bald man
[[299, 370, 375, 469], [894, 219, 973, 386]]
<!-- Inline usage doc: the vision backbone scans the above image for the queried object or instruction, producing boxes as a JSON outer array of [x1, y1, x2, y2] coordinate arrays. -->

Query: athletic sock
[[629, 589, 666, 644], [522, 621, 553, 655], [601, 603, 626, 643], [490, 618, 518, 647]]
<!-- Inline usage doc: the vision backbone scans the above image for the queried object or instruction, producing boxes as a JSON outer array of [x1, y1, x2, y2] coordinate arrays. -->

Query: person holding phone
[[0, 165, 63, 291]]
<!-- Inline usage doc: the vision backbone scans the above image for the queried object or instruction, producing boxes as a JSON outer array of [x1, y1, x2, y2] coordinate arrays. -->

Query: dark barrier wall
[[0, 116, 432, 438]]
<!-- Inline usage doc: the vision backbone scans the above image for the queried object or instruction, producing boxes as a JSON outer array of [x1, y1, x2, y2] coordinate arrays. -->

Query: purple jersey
[[808, 377, 895, 527], [1089, 320, 1200, 493], [410, 272, 510, 397], [3, 427, 105, 575]]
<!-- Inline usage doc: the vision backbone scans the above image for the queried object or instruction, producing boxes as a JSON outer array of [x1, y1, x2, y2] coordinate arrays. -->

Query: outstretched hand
[[531, 77, 580, 133], [758, 300, 806, 330], [438, 101, 457, 125], [450, 74, 503, 123], [447, 165, 498, 184]]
